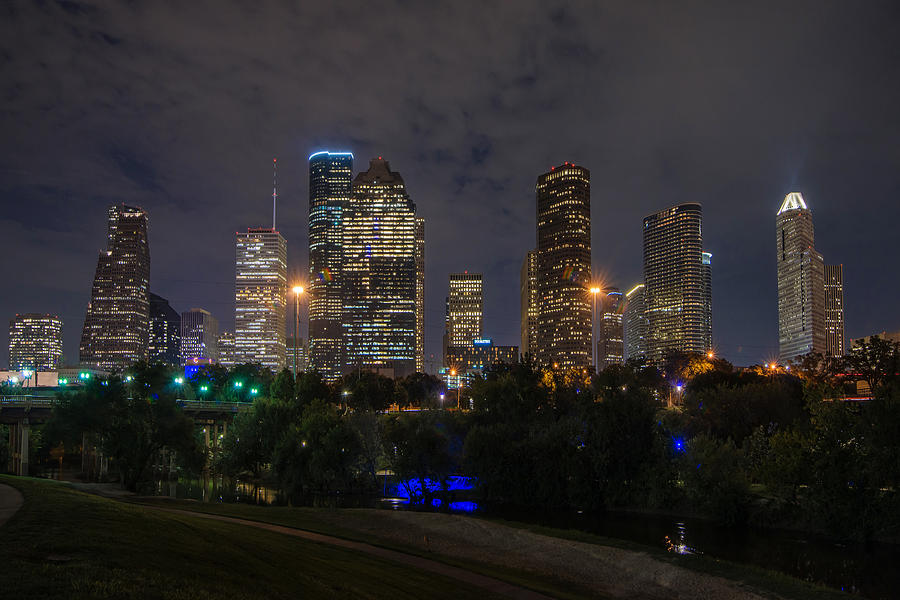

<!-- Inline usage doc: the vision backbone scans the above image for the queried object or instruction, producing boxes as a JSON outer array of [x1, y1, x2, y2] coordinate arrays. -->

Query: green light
[[200, 385, 208, 392], [250, 388, 258, 395], [59, 378, 68, 385], [234, 381, 243, 388], [174, 377, 184, 384]]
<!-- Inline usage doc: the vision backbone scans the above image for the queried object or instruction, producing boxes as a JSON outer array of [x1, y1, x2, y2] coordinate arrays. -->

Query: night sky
[[2, 1, 899, 370]]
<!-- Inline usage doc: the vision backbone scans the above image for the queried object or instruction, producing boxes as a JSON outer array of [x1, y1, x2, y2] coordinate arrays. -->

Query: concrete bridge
[[1, 394, 251, 476]]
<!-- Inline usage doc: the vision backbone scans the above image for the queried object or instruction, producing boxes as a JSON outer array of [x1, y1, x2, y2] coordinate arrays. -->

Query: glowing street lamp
[[234, 381, 243, 389], [707, 351, 714, 360], [250, 388, 258, 395], [174, 377, 184, 385]]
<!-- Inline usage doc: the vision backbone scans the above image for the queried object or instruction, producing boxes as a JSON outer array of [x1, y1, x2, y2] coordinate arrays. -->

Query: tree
[[843, 336, 900, 394], [270, 368, 297, 403]]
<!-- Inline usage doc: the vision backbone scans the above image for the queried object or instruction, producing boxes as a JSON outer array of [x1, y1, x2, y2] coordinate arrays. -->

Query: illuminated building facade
[[235, 228, 287, 371], [308, 151, 353, 381], [776, 192, 825, 362], [217, 331, 236, 368], [824, 264, 845, 357], [624, 284, 648, 362], [520, 250, 538, 359], [536, 163, 592, 370], [597, 289, 624, 369], [286, 336, 308, 372], [642, 203, 711, 364], [415, 217, 425, 373], [9, 314, 63, 371], [342, 158, 419, 378], [148, 293, 180, 366], [180, 308, 218, 363], [445, 272, 483, 358], [445, 339, 519, 375], [80, 204, 150, 370], [702, 251, 713, 351]]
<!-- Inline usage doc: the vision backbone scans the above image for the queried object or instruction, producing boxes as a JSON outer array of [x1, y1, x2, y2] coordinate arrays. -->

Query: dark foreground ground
[[0, 475, 850, 599]]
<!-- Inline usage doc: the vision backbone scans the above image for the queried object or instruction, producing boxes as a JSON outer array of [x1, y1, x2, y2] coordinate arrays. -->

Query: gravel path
[[304, 509, 771, 600]]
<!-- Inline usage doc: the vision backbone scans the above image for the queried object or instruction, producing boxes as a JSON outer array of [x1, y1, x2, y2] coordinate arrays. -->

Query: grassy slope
[[132, 497, 852, 600], [0, 476, 503, 600]]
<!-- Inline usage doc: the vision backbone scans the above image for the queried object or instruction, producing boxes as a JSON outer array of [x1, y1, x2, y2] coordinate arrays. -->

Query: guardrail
[[1, 396, 252, 412], [0, 396, 55, 408]]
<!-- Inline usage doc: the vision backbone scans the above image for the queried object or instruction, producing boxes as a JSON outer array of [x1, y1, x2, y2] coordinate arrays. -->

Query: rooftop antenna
[[272, 158, 277, 230]]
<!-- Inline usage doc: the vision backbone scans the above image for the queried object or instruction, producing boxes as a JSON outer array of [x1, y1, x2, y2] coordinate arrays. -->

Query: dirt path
[[147, 505, 553, 600], [0, 483, 24, 528]]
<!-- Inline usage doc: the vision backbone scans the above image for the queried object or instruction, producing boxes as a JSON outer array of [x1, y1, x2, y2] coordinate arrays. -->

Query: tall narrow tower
[[308, 151, 353, 381], [642, 203, 710, 364], [342, 157, 419, 378], [415, 217, 426, 373], [80, 204, 150, 370], [519, 250, 538, 359], [776, 192, 825, 362], [535, 163, 592, 370], [824, 264, 845, 357], [624, 284, 648, 362]]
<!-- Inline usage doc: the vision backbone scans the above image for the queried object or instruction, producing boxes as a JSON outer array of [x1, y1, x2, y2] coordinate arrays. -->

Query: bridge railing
[[0, 396, 56, 408], [1, 395, 251, 413]]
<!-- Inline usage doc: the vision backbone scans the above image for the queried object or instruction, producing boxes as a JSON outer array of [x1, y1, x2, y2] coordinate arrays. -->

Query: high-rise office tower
[[180, 308, 219, 363], [702, 251, 713, 351], [597, 289, 625, 370], [235, 228, 287, 372], [148, 293, 180, 366], [624, 284, 648, 362], [308, 151, 353, 381], [217, 331, 236, 368], [776, 192, 825, 362], [9, 314, 63, 371], [519, 249, 538, 359], [824, 264, 845, 357], [415, 217, 425, 373], [535, 163, 592, 370], [446, 273, 483, 346], [342, 158, 419, 378], [642, 203, 711, 364], [80, 204, 150, 370]]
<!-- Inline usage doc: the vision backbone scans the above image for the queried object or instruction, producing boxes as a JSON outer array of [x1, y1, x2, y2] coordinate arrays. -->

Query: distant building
[[79, 204, 150, 370], [217, 331, 236, 368], [444, 339, 518, 375], [235, 228, 287, 371], [824, 264, 845, 357], [624, 284, 648, 362], [643, 203, 711, 364], [415, 217, 425, 373], [776, 192, 825, 362], [308, 151, 353, 381], [286, 336, 308, 373], [702, 251, 713, 351], [342, 157, 419, 378], [850, 330, 900, 348], [148, 293, 180, 366], [9, 313, 63, 371], [180, 308, 219, 363], [536, 163, 592, 370], [597, 290, 624, 369], [444, 273, 483, 366], [520, 250, 538, 359]]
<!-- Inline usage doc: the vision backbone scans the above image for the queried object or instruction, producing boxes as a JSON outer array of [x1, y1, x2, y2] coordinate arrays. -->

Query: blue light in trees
[[673, 438, 685, 452]]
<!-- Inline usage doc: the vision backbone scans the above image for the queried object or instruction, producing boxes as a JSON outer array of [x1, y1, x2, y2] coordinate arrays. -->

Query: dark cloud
[[1, 0, 899, 368]]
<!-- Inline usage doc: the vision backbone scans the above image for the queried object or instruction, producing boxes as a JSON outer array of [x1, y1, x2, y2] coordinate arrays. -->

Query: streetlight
[[590, 286, 601, 373], [439, 393, 444, 410], [292, 285, 305, 378]]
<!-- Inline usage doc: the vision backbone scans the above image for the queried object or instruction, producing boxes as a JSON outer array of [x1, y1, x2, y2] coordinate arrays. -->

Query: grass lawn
[[132, 495, 852, 600], [0, 475, 506, 600]]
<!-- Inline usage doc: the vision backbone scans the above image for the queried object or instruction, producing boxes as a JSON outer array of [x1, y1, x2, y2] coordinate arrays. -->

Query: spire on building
[[777, 192, 808, 215]]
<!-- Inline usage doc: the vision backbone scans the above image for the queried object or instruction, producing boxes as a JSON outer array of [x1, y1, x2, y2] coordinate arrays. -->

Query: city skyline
[[2, 2, 900, 369]]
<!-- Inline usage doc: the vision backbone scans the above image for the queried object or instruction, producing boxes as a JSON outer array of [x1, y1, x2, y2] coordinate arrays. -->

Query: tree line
[[15, 336, 900, 541]]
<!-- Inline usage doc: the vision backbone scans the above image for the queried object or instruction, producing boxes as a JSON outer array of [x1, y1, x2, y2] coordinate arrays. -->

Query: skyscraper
[[180, 308, 219, 363], [777, 192, 825, 362], [597, 289, 624, 369], [217, 331, 236, 368], [235, 228, 287, 372], [415, 217, 425, 373], [148, 293, 180, 366], [9, 314, 63, 371], [535, 163, 592, 370], [702, 251, 713, 352], [520, 249, 538, 359], [80, 204, 150, 370], [342, 158, 419, 378], [824, 264, 845, 357], [624, 284, 648, 362], [446, 273, 483, 347], [308, 151, 353, 381], [642, 203, 711, 364]]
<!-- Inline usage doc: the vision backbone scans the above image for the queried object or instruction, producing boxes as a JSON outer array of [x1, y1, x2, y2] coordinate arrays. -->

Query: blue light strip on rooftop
[[308, 150, 355, 161]]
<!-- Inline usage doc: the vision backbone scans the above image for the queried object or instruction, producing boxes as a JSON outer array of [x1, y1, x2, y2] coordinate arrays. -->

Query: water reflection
[[664, 522, 699, 555]]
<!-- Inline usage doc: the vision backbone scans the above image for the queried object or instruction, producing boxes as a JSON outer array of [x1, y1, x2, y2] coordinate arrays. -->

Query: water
[[153, 477, 898, 598]]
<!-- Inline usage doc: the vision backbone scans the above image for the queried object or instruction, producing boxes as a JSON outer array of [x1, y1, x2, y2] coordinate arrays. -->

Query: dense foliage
[[21, 336, 900, 540]]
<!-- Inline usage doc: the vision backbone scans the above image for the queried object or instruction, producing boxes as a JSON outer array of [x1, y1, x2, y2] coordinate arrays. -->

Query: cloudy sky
[[2, 0, 899, 369]]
